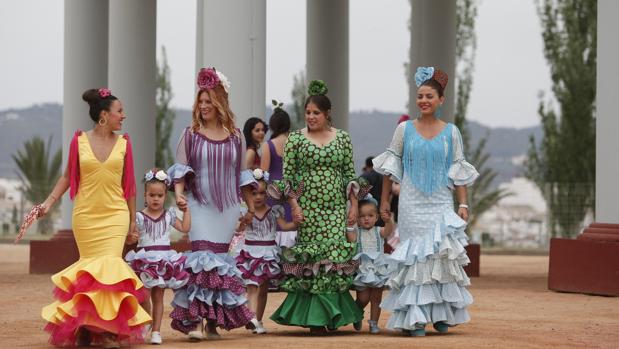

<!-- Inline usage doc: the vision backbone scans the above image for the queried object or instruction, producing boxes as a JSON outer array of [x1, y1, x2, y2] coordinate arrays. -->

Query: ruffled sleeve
[[167, 127, 195, 188], [135, 212, 145, 233], [448, 125, 479, 187], [122, 134, 136, 199], [238, 130, 258, 188], [166, 207, 177, 226], [272, 205, 285, 219], [373, 122, 405, 183], [68, 130, 82, 200]]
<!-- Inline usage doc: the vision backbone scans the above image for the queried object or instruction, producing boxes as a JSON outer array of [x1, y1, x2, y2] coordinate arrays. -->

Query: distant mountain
[[0, 103, 542, 187]]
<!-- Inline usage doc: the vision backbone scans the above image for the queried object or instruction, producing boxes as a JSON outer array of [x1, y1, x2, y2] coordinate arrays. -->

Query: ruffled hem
[[270, 291, 363, 329], [125, 249, 189, 289], [390, 210, 469, 265], [373, 150, 403, 183], [352, 252, 399, 289], [448, 160, 479, 188], [42, 257, 151, 346], [236, 249, 282, 286], [170, 249, 254, 331], [280, 239, 358, 265], [170, 299, 254, 333], [381, 282, 473, 328]]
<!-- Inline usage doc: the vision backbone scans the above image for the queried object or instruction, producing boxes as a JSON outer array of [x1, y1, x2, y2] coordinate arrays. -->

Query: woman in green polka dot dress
[[270, 81, 363, 334]]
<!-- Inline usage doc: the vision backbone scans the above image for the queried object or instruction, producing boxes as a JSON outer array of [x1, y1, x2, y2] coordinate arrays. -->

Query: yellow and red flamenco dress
[[41, 130, 151, 346]]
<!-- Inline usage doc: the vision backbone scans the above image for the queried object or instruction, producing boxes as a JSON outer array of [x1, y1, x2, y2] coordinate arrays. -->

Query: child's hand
[[381, 211, 392, 223], [126, 230, 138, 245]]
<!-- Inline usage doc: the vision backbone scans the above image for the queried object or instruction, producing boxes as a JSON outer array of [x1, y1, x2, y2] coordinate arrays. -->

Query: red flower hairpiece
[[98, 88, 111, 98], [197, 67, 221, 91]]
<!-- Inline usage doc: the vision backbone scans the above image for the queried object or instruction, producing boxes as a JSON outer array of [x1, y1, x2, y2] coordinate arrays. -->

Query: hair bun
[[82, 89, 99, 105], [307, 80, 328, 96]]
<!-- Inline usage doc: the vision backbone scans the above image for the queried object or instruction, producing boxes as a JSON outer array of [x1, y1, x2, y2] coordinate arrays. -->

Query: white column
[[60, 0, 109, 231], [196, 0, 267, 128], [409, 0, 456, 123], [306, 0, 349, 131], [109, 0, 157, 208], [595, 0, 619, 224]]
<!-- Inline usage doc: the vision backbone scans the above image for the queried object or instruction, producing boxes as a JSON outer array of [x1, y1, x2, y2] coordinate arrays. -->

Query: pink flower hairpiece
[[98, 88, 111, 98], [197, 67, 221, 90]]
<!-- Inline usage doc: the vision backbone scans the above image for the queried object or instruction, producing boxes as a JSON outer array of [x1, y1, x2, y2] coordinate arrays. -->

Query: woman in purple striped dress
[[167, 67, 256, 341]]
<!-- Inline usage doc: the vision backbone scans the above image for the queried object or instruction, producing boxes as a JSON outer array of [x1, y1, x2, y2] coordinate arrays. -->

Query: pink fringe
[[68, 130, 81, 200], [122, 133, 136, 200]]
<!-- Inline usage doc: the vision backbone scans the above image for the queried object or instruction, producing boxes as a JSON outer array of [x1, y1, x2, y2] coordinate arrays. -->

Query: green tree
[[12, 136, 62, 234], [526, 0, 597, 238], [290, 70, 307, 131], [155, 46, 175, 169], [453, 0, 511, 232]]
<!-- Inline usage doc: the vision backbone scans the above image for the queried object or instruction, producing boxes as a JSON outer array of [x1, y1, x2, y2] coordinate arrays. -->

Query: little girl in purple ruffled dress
[[236, 169, 297, 334], [125, 168, 191, 344]]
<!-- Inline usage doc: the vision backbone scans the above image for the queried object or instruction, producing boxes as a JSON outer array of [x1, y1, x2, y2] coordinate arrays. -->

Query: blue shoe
[[433, 321, 449, 333], [411, 328, 426, 337]]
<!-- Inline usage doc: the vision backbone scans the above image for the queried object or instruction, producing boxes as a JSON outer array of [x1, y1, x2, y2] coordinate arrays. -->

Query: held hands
[[126, 222, 138, 245], [347, 205, 358, 227], [457, 207, 469, 222], [380, 210, 392, 223], [238, 211, 254, 231], [292, 204, 304, 224], [379, 201, 391, 222], [175, 192, 188, 212]]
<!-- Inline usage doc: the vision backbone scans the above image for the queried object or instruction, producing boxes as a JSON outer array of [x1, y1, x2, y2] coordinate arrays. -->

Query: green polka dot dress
[[270, 129, 363, 329]]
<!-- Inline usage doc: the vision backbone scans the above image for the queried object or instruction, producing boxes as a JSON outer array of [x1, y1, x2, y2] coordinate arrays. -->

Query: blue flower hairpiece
[[415, 66, 435, 87]]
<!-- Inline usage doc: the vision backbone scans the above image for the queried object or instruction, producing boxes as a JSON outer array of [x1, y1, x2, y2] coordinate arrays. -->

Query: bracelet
[[49, 194, 58, 202], [459, 204, 469, 209]]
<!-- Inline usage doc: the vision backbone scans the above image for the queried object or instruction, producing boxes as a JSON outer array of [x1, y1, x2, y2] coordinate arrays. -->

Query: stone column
[[108, 0, 157, 208], [196, 0, 267, 128], [59, 0, 109, 234], [409, 0, 456, 123], [306, 0, 349, 131]]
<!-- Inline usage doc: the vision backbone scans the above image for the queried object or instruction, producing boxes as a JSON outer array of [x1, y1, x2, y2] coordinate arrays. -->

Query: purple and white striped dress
[[167, 127, 256, 333], [236, 205, 284, 286], [125, 208, 189, 289]]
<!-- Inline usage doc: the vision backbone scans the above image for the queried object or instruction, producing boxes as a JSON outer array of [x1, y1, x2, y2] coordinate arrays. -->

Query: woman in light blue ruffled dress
[[373, 67, 479, 337]]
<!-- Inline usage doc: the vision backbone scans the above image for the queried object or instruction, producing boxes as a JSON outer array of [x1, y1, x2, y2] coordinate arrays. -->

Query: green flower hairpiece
[[271, 99, 284, 110], [307, 80, 328, 96]]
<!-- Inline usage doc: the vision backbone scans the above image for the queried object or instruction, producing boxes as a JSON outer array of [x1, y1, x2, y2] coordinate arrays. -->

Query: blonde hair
[[191, 86, 237, 136]]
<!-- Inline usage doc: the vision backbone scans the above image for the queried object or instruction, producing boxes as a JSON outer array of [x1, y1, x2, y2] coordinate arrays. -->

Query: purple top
[[266, 140, 293, 227]]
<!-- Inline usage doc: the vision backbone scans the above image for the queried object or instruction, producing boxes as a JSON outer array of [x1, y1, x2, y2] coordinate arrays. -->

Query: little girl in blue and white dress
[[235, 169, 298, 334], [125, 168, 191, 344], [347, 196, 396, 334]]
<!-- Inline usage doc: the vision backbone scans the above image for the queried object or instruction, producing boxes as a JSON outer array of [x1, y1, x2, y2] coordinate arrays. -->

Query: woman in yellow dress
[[39, 88, 151, 348]]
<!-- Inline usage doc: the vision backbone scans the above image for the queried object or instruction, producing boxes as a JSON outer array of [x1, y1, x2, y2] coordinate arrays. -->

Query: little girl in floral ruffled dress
[[125, 168, 191, 344]]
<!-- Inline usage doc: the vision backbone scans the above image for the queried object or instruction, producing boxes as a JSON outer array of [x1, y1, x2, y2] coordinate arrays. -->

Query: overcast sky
[[0, 0, 552, 128]]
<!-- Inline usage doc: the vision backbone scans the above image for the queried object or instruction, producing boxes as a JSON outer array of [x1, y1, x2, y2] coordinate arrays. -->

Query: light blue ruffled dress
[[373, 120, 479, 331], [352, 226, 397, 289]]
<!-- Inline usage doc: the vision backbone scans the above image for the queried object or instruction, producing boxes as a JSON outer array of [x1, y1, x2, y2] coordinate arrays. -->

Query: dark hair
[[359, 199, 378, 212], [243, 117, 268, 150], [419, 79, 445, 97], [304, 94, 331, 113], [269, 108, 291, 139], [82, 89, 118, 123], [365, 156, 374, 169]]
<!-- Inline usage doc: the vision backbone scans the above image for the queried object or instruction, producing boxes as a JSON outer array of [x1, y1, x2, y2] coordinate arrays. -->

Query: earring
[[98, 117, 107, 126], [144, 201, 148, 208]]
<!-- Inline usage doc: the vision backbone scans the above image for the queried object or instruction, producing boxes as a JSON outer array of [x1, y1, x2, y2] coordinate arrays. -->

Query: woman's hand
[[126, 221, 138, 244], [347, 205, 358, 227], [457, 207, 469, 222], [292, 205, 304, 224], [379, 201, 391, 222], [175, 192, 188, 211]]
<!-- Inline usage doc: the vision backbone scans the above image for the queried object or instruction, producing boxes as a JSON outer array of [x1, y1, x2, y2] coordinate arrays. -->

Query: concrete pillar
[[307, 0, 349, 131], [60, 0, 109, 231], [595, 0, 619, 224], [109, 0, 157, 208], [409, 0, 456, 123], [196, 0, 267, 128]]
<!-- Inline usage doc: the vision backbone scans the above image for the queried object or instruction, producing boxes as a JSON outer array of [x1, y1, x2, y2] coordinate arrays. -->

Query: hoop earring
[[98, 118, 107, 126]]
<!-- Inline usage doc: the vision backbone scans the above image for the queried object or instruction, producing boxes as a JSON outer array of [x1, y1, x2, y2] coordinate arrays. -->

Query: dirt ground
[[0, 244, 617, 349]]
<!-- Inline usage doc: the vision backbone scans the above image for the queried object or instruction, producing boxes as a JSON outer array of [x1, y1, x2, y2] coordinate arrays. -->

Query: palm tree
[[12, 136, 62, 235]]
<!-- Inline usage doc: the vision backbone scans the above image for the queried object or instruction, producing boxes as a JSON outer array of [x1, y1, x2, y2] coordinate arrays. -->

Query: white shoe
[[150, 331, 162, 345], [187, 330, 204, 341], [254, 321, 267, 334]]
